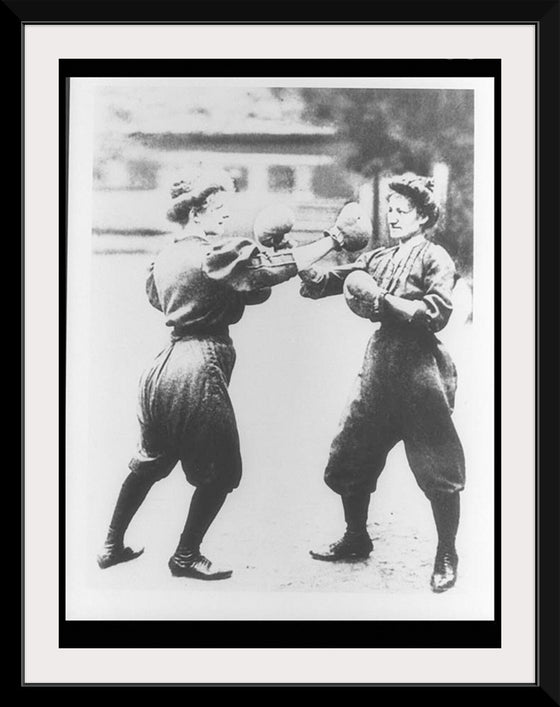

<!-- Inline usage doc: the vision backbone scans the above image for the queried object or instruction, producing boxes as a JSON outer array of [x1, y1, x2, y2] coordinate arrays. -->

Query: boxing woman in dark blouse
[[97, 170, 370, 580], [300, 174, 466, 593]]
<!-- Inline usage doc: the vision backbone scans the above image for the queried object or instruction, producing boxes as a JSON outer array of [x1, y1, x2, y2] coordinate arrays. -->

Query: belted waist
[[171, 323, 230, 342], [378, 318, 436, 341]]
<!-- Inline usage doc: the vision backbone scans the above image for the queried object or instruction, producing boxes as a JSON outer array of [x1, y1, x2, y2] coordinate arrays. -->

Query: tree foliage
[[297, 89, 474, 275]]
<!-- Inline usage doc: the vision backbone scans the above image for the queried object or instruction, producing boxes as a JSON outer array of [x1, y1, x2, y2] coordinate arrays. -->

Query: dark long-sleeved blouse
[[299, 236, 457, 333], [146, 232, 298, 337]]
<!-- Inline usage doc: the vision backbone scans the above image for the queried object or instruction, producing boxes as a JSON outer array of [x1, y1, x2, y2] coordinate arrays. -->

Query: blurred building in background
[[91, 83, 470, 280], [93, 120, 357, 241], [92, 85, 358, 244]]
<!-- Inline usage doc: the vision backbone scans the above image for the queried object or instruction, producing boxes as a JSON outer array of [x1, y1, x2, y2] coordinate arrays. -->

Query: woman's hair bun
[[388, 172, 440, 229], [167, 168, 235, 224]]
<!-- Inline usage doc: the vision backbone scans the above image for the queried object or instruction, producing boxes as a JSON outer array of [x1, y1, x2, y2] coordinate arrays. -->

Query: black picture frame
[[56, 56, 501, 652], [15, 2, 559, 698]]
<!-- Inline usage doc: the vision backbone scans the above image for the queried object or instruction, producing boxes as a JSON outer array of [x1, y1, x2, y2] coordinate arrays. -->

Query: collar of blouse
[[395, 232, 426, 255]]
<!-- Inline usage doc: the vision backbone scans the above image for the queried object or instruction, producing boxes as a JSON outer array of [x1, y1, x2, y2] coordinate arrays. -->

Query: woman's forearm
[[292, 236, 337, 271], [384, 294, 431, 327]]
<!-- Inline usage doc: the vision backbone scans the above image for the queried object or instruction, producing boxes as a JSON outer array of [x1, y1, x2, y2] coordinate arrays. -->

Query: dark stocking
[[430, 492, 460, 554], [104, 472, 157, 548], [175, 485, 230, 555], [342, 493, 371, 534]]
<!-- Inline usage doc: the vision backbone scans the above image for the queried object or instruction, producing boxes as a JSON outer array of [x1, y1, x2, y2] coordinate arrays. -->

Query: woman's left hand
[[271, 237, 297, 251]]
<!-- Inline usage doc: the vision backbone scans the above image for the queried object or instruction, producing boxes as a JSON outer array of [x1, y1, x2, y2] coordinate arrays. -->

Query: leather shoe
[[97, 544, 144, 569], [430, 549, 459, 593], [168, 551, 233, 581], [310, 530, 373, 562]]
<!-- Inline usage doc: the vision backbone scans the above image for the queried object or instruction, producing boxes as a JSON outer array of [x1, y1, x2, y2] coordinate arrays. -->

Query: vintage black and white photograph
[[65, 76, 495, 623]]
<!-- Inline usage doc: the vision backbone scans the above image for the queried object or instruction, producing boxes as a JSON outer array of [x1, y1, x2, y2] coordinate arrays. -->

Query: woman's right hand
[[343, 270, 386, 320]]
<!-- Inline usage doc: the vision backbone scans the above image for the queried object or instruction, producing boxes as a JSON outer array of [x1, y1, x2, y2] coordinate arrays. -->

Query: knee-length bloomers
[[129, 231, 298, 491], [300, 235, 466, 499]]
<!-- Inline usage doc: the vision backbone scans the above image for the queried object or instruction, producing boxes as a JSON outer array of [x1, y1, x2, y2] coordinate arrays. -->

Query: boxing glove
[[343, 270, 386, 320], [325, 203, 372, 252], [253, 205, 296, 250]]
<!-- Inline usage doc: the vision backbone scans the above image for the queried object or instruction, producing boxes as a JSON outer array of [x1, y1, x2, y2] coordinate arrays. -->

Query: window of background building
[[312, 164, 353, 199], [268, 165, 295, 192], [127, 160, 159, 190]]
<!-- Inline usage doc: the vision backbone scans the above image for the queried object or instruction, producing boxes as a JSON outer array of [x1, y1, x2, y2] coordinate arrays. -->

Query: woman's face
[[386, 192, 427, 241], [194, 190, 231, 237]]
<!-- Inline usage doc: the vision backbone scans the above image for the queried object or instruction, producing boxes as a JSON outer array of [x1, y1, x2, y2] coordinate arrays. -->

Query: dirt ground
[[68, 249, 494, 621]]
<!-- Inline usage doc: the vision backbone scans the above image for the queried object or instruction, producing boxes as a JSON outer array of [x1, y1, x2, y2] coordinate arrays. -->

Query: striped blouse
[[300, 236, 457, 333]]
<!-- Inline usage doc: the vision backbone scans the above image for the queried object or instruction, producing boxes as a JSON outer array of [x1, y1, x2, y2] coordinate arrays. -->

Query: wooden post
[[432, 162, 449, 229], [373, 170, 380, 247]]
